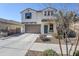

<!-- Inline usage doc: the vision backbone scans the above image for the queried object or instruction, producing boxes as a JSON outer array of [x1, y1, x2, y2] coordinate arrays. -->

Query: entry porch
[[41, 19, 57, 34]]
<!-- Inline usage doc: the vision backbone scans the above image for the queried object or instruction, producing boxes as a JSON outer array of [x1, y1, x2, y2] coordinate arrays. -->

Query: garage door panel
[[25, 25, 40, 33]]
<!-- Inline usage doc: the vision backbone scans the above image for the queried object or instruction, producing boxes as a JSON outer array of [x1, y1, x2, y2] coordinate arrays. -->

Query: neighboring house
[[21, 7, 58, 34], [70, 21, 79, 33], [0, 18, 24, 35]]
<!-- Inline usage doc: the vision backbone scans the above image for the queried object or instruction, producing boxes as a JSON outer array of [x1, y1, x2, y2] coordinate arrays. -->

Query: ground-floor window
[[49, 24, 53, 32]]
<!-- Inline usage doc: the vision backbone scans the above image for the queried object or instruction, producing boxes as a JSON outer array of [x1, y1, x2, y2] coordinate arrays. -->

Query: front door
[[44, 25, 48, 33]]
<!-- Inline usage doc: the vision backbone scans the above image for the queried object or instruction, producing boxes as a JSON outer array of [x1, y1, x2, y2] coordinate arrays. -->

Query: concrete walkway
[[0, 33, 39, 56], [30, 43, 79, 55]]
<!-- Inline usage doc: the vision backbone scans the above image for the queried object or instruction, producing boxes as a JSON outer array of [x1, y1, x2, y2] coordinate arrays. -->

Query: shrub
[[40, 34, 50, 41], [41, 37, 50, 41], [73, 50, 79, 56], [43, 49, 59, 56], [39, 34, 46, 39]]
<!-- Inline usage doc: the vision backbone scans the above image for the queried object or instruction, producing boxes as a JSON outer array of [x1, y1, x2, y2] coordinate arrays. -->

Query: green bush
[[43, 49, 59, 56], [73, 50, 79, 56]]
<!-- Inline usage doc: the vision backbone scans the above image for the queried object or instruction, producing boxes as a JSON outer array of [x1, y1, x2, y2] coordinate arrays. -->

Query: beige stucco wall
[[21, 8, 58, 24], [0, 22, 25, 33]]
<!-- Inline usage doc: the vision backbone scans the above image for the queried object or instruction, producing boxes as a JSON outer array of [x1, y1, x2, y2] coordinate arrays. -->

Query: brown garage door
[[25, 24, 41, 33]]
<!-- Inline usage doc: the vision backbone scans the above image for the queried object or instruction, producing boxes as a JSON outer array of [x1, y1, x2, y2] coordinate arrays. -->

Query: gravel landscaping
[[25, 50, 68, 56], [35, 36, 77, 45], [25, 50, 43, 56]]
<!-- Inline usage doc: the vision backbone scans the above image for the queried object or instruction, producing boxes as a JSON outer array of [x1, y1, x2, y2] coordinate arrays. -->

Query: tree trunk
[[64, 31, 69, 56], [73, 35, 79, 56], [58, 36, 63, 56]]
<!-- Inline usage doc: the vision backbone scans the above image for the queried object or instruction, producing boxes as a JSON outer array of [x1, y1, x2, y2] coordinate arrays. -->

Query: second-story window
[[44, 11, 46, 16], [25, 13, 32, 19], [48, 11, 50, 16], [44, 11, 54, 16], [51, 11, 53, 16]]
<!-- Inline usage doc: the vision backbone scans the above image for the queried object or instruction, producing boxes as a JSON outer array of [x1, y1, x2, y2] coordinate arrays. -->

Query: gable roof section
[[20, 8, 37, 13], [41, 7, 57, 12], [20, 7, 57, 13]]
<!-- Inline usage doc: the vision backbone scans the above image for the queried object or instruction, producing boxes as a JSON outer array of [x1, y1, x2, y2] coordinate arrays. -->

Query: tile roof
[[0, 18, 21, 25], [20, 7, 57, 13]]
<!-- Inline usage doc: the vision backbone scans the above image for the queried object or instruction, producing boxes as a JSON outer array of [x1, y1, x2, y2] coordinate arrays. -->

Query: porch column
[[41, 23, 44, 34], [21, 24, 25, 33], [53, 22, 57, 34]]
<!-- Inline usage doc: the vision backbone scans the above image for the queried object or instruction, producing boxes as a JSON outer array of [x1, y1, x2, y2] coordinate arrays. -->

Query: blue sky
[[0, 3, 78, 22]]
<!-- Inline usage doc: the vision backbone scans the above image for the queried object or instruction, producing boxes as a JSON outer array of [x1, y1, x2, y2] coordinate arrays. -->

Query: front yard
[[26, 34, 78, 56]]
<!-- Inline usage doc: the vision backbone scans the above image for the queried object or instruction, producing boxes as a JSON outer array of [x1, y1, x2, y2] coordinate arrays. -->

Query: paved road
[[0, 33, 39, 56]]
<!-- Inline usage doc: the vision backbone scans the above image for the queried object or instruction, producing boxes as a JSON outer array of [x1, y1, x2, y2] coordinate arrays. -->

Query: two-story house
[[21, 7, 58, 34]]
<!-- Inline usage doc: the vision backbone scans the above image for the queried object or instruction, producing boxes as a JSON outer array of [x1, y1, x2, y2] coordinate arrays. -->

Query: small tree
[[56, 10, 78, 56]]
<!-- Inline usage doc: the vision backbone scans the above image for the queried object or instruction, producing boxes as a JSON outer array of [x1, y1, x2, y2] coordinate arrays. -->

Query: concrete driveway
[[0, 33, 39, 56]]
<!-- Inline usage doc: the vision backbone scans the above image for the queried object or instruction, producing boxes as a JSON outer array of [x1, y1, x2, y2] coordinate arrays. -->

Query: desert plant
[[43, 49, 59, 56], [73, 50, 79, 56], [41, 37, 50, 41], [40, 34, 50, 41], [39, 34, 46, 39]]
